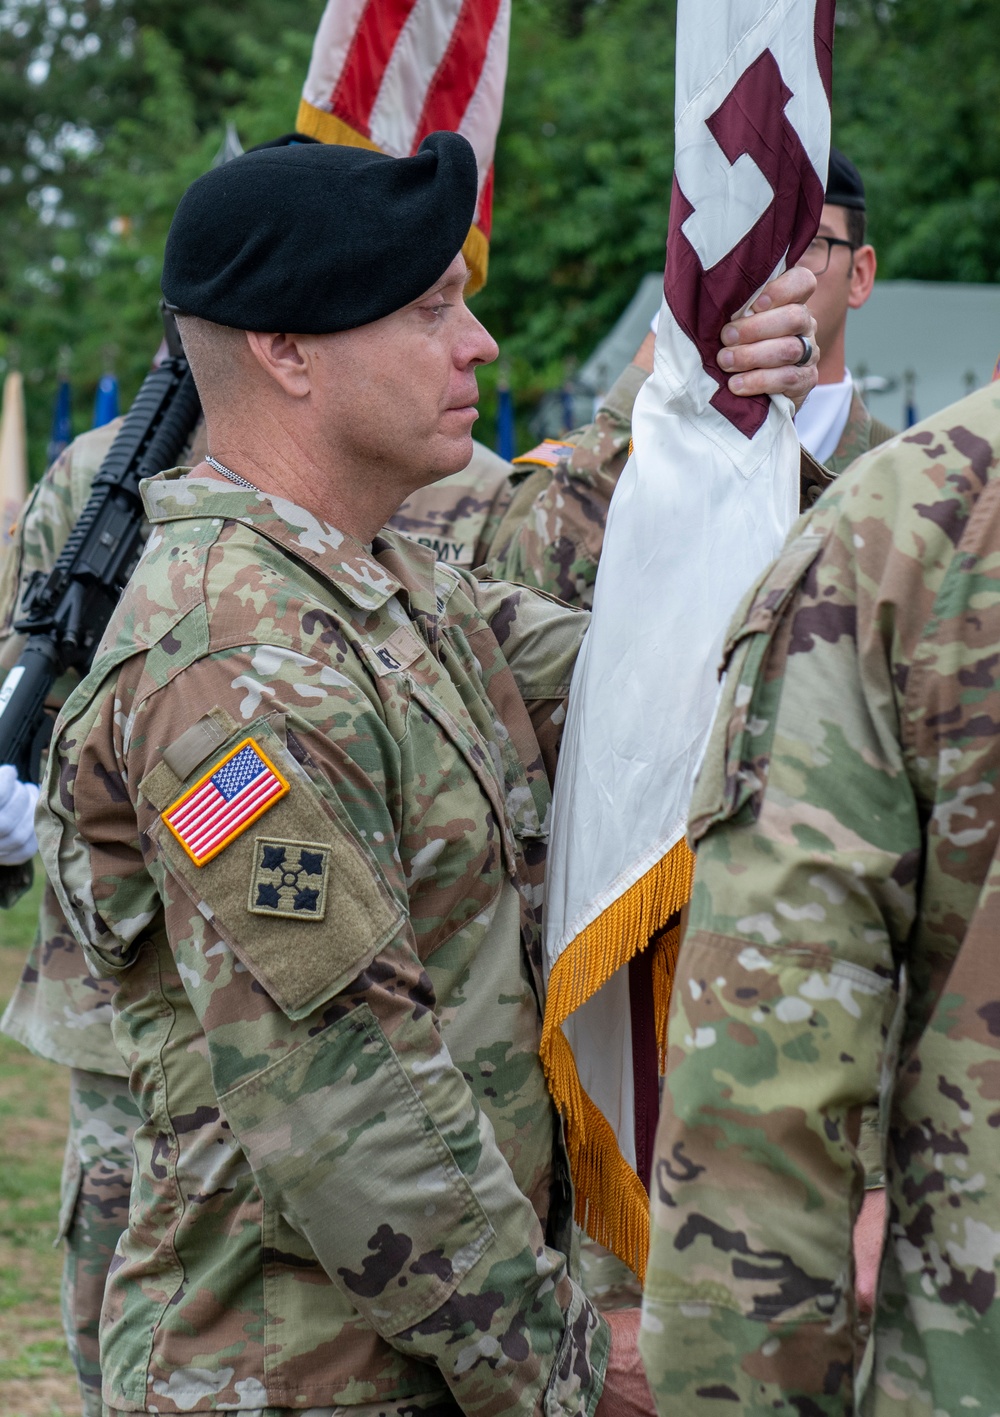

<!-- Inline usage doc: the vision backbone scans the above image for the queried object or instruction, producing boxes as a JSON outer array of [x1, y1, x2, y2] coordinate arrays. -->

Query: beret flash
[[162, 131, 479, 333], [825, 147, 866, 212]]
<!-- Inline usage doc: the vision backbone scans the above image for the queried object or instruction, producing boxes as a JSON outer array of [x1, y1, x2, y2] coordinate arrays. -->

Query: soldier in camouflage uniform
[[0, 292, 652, 1417], [0, 410, 619, 1413], [821, 381, 897, 478], [33, 130, 818, 1417], [0, 419, 514, 1417], [639, 380, 1000, 1414], [484, 358, 649, 608], [0, 352, 649, 1408]]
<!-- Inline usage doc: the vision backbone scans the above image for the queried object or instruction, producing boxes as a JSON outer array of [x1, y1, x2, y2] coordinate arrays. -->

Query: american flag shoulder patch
[[511, 439, 575, 469], [162, 738, 289, 867]]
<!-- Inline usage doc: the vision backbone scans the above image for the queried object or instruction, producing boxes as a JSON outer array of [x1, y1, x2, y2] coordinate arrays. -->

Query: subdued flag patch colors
[[249, 839, 332, 919], [540, 0, 834, 1280], [296, 0, 510, 292], [163, 739, 289, 866]]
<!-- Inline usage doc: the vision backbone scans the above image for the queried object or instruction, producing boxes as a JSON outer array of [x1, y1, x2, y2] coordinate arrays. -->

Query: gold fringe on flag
[[540, 837, 695, 1283], [296, 98, 490, 294]]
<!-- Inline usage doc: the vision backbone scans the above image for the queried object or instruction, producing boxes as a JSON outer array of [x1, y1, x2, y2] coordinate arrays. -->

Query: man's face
[[306, 253, 499, 490], [799, 203, 875, 364]]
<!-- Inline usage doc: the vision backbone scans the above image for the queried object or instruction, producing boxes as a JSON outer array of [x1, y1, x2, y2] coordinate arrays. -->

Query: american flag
[[296, 0, 511, 293], [163, 741, 288, 867]]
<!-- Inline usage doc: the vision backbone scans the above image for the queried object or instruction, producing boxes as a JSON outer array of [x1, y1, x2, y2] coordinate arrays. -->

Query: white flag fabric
[[296, 0, 510, 292], [540, 0, 834, 1280]]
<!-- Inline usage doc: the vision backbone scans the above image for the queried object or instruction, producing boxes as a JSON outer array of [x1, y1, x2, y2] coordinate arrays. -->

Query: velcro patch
[[249, 839, 330, 920], [367, 624, 426, 677], [162, 738, 289, 866]]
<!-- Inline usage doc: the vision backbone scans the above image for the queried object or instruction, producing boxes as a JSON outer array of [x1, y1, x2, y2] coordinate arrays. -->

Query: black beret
[[246, 132, 320, 152], [162, 131, 478, 333], [825, 147, 865, 211]]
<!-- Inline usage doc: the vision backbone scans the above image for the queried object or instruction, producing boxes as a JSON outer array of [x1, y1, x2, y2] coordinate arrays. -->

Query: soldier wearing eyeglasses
[[794, 148, 896, 477]]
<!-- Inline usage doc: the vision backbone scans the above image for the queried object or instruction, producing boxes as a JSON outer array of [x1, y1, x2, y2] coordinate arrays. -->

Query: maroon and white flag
[[541, 0, 834, 1278]]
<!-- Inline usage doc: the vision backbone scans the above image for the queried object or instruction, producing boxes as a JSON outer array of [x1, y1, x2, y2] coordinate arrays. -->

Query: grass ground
[[0, 866, 80, 1416]]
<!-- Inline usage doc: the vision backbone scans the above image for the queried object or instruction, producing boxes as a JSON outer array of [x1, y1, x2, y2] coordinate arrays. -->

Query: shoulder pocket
[[690, 531, 826, 844], [141, 714, 404, 1020]]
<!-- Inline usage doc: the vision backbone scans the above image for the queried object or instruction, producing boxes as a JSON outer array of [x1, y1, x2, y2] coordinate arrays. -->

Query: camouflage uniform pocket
[[218, 1001, 496, 1336], [690, 530, 826, 843]]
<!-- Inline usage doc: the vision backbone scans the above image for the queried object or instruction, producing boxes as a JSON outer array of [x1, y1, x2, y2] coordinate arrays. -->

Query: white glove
[[0, 764, 40, 866]]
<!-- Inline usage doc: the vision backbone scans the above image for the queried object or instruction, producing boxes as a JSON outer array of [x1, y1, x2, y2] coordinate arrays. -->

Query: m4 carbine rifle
[[0, 334, 201, 899]]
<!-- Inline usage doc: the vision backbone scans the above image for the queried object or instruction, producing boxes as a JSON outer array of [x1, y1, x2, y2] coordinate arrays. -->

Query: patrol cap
[[162, 131, 478, 333], [825, 147, 865, 211]]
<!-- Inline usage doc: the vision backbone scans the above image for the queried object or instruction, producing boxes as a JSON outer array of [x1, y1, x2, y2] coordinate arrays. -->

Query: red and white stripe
[[166, 768, 284, 865], [301, 0, 510, 231]]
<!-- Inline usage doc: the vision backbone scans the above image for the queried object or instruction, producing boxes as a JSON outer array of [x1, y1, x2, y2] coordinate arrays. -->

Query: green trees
[[0, 2, 322, 468], [1, 0, 998, 475], [833, 0, 1000, 284]]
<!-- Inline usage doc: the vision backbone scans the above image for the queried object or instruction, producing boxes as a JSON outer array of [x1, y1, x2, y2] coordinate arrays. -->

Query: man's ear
[[245, 330, 311, 398], [849, 245, 877, 310]]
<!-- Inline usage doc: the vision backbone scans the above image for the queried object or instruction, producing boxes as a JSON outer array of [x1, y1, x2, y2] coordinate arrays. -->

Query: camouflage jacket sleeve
[[483, 363, 647, 606], [42, 560, 604, 1416], [639, 504, 921, 1412]]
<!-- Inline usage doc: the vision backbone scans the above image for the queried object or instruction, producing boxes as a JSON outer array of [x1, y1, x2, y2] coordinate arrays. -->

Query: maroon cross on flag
[[666, 0, 834, 435]]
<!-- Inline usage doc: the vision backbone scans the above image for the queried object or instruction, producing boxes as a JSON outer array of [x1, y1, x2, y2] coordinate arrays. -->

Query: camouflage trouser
[[59, 1068, 139, 1417]]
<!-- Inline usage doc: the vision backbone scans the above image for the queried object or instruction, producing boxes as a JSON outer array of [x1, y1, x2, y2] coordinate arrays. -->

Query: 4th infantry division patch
[[162, 739, 289, 866], [249, 839, 331, 919]]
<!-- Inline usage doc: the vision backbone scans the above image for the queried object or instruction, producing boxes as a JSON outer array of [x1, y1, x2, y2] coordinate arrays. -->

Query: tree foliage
[[833, 0, 1000, 283], [0, 0, 323, 468], [1, 0, 998, 475]]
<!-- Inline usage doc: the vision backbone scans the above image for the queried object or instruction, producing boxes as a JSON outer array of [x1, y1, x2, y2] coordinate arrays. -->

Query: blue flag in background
[[496, 383, 515, 462], [46, 379, 72, 466], [93, 373, 119, 428]]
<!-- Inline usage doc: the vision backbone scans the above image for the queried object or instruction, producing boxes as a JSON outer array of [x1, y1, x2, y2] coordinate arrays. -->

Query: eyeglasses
[[797, 236, 857, 275]]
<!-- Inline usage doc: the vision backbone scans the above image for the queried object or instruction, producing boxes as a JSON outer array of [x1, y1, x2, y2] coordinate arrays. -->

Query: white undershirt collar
[[794, 369, 854, 464]]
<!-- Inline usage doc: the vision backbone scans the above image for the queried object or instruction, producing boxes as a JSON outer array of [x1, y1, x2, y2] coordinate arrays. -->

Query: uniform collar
[[141, 467, 412, 612]]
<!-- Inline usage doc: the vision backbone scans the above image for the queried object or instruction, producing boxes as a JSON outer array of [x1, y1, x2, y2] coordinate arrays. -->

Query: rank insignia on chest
[[249, 839, 331, 920], [162, 739, 289, 866]]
